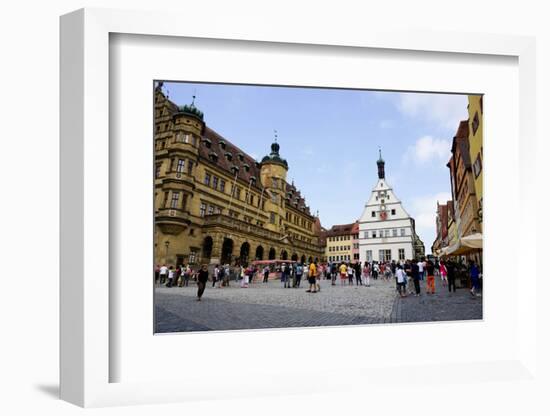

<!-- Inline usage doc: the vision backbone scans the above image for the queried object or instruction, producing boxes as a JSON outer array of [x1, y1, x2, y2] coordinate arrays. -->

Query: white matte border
[[60, 8, 538, 408]]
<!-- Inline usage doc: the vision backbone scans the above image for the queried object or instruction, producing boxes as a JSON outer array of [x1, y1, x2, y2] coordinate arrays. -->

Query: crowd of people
[[154, 257, 482, 302]]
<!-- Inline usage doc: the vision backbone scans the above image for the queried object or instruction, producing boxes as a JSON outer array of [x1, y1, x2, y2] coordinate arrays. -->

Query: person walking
[[155, 264, 160, 286], [196, 264, 209, 301], [469, 260, 481, 296], [280, 263, 289, 288], [404, 260, 415, 295], [426, 260, 436, 294], [411, 260, 421, 296], [263, 265, 270, 283]]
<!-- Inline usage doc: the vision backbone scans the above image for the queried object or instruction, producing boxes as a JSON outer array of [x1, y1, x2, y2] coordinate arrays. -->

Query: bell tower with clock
[[357, 150, 424, 264]]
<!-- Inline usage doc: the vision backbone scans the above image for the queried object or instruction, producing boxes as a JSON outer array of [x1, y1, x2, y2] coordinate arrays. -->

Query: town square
[[153, 81, 483, 332]]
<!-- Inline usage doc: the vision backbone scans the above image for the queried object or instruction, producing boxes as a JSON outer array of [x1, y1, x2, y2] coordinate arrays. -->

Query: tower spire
[[377, 147, 385, 179]]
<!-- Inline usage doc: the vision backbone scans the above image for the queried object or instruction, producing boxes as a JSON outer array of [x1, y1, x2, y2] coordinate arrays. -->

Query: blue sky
[[161, 81, 469, 252]]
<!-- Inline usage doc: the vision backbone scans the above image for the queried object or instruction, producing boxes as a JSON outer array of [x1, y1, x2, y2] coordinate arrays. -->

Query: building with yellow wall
[[154, 83, 324, 267], [325, 223, 355, 263], [467, 95, 483, 231]]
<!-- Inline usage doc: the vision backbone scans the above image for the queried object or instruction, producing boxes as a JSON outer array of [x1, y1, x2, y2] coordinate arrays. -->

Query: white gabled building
[[358, 151, 423, 264]]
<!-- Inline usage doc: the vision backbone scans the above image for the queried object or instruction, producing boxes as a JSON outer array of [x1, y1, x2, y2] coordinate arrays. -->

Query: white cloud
[[404, 135, 451, 164], [397, 93, 468, 130], [409, 192, 452, 249]]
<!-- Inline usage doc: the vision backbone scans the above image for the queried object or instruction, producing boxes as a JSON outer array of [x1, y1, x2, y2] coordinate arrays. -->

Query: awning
[[441, 233, 483, 256]]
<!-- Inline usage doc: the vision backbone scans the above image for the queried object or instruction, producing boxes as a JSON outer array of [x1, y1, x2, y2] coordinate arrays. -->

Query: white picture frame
[[60, 7, 538, 408]]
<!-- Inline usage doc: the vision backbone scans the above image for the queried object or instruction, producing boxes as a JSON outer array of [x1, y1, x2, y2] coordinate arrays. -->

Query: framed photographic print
[[60, 7, 538, 408]]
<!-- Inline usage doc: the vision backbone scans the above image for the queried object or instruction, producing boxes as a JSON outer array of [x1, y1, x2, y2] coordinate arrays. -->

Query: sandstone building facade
[[154, 84, 324, 267]]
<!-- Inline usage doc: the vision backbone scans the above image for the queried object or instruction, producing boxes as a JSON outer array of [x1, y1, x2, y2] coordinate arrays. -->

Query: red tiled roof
[[325, 223, 355, 237]]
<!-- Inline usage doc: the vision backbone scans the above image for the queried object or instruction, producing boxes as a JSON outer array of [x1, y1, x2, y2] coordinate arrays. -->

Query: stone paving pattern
[[155, 276, 482, 333]]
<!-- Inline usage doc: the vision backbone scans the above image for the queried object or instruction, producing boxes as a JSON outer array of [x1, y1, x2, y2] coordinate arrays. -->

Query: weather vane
[[274, 129, 279, 142], [191, 88, 196, 105]]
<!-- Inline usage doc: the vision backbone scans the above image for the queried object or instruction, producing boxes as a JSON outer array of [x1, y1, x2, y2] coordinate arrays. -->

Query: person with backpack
[[372, 262, 379, 280], [306, 261, 317, 293], [295, 263, 304, 288]]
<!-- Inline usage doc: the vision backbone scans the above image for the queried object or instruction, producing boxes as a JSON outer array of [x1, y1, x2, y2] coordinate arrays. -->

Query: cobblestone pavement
[[390, 277, 483, 323], [155, 277, 396, 333], [155, 276, 482, 333]]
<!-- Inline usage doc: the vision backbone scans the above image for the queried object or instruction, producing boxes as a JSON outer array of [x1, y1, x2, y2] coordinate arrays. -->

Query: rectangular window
[[385, 229, 390, 237], [271, 194, 278, 203], [214, 206, 221, 214], [272, 178, 278, 188], [199, 203, 206, 217], [270, 212, 276, 224], [207, 205, 214, 216], [473, 153, 482, 178], [220, 180, 226, 192], [398, 248, 405, 260], [212, 176, 218, 190], [176, 159, 185, 173], [371, 211, 376, 217], [364, 231, 368, 238], [366, 250, 373, 262], [472, 111, 480, 135], [392, 229, 397, 237], [204, 173, 211, 186], [379, 249, 391, 262], [400, 228, 406, 236], [372, 231, 377, 238], [391, 209, 396, 215], [187, 161, 193, 174], [163, 191, 169, 208], [170, 192, 180, 208], [155, 163, 161, 178], [235, 187, 241, 200]]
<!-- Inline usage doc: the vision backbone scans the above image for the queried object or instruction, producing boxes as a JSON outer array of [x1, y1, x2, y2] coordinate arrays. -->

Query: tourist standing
[[166, 266, 175, 287], [447, 261, 456, 293], [404, 260, 415, 295], [196, 264, 209, 301], [411, 260, 421, 296], [155, 265, 160, 285], [183, 264, 191, 287], [213, 265, 220, 288], [439, 261, 448, 286], [362, 263, 370, 287], [306, 261, 317, 293], [347, 264, 354, 285], [295, 263, 303, 288], [281, 263, 289, 288], [396, 265, 407, 297], [159, 264, 168, 285], [469, 260, 481, 296], [426, 260, 436, 294], [263, 265, 270, 283], [372, 262, 379, 280], [417, 259, 425, 281], [339, 262, 347, 285], [330, 262, 337, 285]]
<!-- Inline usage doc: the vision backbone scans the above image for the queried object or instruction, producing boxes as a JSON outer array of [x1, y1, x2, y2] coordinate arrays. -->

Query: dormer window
[[225, 152, 233, 162], [209, 152, 218, 162], [231, 166, 239, 175], [237, 153, 244, 162], [219, 140, 226, 150], [202, 138, 212, 148], [243, 163, 250, 172]]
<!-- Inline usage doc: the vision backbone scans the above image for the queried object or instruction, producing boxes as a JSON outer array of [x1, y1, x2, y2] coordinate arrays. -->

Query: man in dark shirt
[[197, 264, 209, 301], [411, 260, 421, 296], [447, 261, 456, 293]]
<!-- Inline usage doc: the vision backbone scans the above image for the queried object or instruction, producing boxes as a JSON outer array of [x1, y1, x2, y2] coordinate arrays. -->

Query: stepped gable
[[453, 120, 472, 167], [284, 182, 311, 215]]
